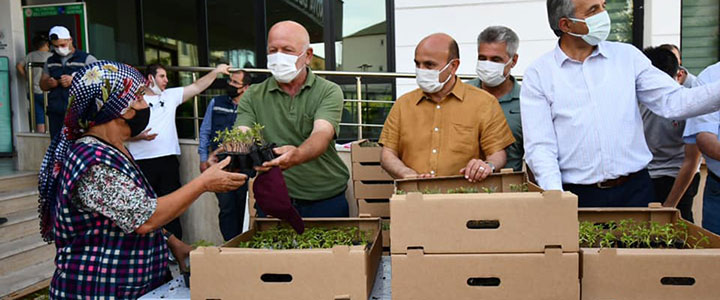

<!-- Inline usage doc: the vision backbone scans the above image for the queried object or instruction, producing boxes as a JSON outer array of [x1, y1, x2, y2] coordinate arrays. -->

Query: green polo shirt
[[236, 69, 349, 200], [466, 77, 523, 171]]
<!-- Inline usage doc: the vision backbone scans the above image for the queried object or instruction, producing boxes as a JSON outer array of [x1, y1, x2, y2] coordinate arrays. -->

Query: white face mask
[[55, 46, 71, 57], [567, 10, 611, 46], [267, 50, 307, 83], [416, 60, 455, 94], [476, 59, 512, 87], [149, 76, 163, 95]]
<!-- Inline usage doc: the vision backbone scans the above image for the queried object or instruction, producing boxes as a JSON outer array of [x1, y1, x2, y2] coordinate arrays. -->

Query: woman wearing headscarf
[[38, 61, 246, 298]]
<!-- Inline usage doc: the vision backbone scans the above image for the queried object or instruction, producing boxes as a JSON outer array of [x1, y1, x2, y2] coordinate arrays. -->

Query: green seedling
[[191, 240, 215, 248], [421, 187, 443, 194], [480, 186, 497, 194], [213, 122, 266, 153], [236, 226, 370, 250], [395, 189, 406, 195], [447, 186, 480, 194], [508, 183, 529, 192]]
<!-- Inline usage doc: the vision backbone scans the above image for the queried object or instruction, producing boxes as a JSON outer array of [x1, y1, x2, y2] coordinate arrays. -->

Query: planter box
[[354, 181, 394, 200], [391, 173, 578, 254], [351, 140, 382, 163], [190, 218, 382, 300], [579, 207, 720, 300], [392, 248, 579, 300], [357, 198, 390, 218], [352, 162, 393, 181]]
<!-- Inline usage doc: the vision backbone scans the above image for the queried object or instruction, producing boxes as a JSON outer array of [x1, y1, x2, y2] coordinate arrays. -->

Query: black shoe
[[0, 217, 7, 226]]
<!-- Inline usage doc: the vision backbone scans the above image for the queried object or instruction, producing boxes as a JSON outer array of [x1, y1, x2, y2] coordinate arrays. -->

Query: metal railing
[[26, 63, 512, 140], [26, 62, 49, 132]]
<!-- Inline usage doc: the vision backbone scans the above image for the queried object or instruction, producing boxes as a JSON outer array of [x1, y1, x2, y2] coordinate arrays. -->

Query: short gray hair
[[477, 26, 520, 57], [547, 0, 576, 37]]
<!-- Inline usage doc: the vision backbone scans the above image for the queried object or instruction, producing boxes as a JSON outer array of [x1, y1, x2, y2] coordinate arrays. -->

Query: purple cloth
[[253, 167, 304, 233]]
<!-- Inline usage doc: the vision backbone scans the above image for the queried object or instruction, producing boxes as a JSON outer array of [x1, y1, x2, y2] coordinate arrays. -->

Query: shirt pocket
[[300, 113, 315, 137], [450, 122, 477, 155]]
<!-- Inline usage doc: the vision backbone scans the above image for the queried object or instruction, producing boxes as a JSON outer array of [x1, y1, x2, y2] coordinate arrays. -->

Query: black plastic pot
[[217, 152, 253, 175], [250, 143, 277, 167]]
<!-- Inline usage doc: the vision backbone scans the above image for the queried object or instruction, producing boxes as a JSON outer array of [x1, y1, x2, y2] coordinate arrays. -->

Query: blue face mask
[[567, 10, 612, 46]]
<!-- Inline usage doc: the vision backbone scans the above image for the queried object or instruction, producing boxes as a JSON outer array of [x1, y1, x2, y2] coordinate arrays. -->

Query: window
[[266, 0, 326, 70], [143, 0, 200, 139], [681, 0, 719, 75], [85, 0, 140, 65], [606, 0, 634, 44]]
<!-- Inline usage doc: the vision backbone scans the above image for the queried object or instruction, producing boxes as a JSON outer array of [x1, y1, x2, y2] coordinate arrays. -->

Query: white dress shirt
[[684, 62, 720, 177], [521, 41, 720, 190]]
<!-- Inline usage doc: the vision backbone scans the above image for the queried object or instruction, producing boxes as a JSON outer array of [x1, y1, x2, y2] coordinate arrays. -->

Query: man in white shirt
[[127, 63, 230, 239], [522, 0, 720, 207]]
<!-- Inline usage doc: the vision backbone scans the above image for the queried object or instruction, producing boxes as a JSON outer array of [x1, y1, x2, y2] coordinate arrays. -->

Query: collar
[[553, 40, 610, 67], [268, 67, 316, 92], [415, 76, 466, 105]]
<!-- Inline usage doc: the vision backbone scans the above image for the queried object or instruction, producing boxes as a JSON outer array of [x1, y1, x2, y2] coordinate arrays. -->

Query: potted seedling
[[236, 226, 371, 250], [214, 123, 276, 175]]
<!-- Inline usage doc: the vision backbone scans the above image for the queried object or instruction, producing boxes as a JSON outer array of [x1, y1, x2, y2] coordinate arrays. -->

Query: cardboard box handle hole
[[261, 273, 293, 283], [661, 277, 695, 286], [466, 220, 500, 229], [467, 277, 501, 287]]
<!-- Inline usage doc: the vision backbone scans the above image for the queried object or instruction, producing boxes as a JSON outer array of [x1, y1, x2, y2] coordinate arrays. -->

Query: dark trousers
[[256, 190, 349, 218], [136, 155, 183, 239], [703, 171, 720, 235], [564, 169, 657, 207], [216, 182, 248, 241], [48, 112, 64, 139], [651, 173, 700, 222]]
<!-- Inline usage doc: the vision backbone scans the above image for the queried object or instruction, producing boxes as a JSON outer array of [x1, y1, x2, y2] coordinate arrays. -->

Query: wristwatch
[[485, 161, 496, 173]]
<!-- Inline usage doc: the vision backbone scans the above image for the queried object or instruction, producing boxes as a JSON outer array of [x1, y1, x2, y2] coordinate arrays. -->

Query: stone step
[[0, 208, 40, 244], [0, 259, 54, 299], [0, 188, 39, 216], [0, 172, 38, 194], [0, 234, 55, 277]]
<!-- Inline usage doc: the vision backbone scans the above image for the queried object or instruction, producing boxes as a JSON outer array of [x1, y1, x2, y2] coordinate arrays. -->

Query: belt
[[566, 169, 644, 189], [592, 169, 644, 189]]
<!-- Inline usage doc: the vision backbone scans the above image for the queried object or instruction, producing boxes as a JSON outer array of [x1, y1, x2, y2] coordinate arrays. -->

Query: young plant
[[447, 186, 480, 194], [509, 183, 529, 192], [480, 186, 497, 194]]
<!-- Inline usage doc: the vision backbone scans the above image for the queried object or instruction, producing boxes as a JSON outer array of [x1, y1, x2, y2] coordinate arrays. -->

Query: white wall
[[644, 0, 681, 48], [393, 0, 683, 96]]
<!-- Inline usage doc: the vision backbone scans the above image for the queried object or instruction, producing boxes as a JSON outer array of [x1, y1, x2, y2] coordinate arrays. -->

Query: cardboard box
[[352, 162, 393, 181], [391, 173, 578, 254], [191, 218, 382, 300], [351, 140, 382, 163], [579, 207, 720, 300], [354, 180, 394, 199], [357, 198, 390, 218], [382, 218, 390, 248], [392, 248, 579, 300]]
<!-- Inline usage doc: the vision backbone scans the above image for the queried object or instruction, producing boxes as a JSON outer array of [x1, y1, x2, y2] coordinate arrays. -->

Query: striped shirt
[[521, 41, 720, 190]]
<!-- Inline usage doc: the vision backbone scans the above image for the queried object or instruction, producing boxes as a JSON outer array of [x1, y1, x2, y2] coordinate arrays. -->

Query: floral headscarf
[[38, 61, 146, 242]]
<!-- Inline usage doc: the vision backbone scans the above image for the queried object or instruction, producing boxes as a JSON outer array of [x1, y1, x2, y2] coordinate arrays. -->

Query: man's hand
[[214, 63, 231, 76], [459, 159, 492, 182], [59, 74, 73, 88], [129, 128, 157, 141], [207, 147, 223, 166], [46, 77, 59, 89], [256, 145, 301, 172], [199, 161, 210, 173]]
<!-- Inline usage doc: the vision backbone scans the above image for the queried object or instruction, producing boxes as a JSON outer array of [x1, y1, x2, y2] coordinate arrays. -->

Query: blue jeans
[[216, 182, 248, 241], [256, 190, 349, 218], [703, 171, 720, 235]]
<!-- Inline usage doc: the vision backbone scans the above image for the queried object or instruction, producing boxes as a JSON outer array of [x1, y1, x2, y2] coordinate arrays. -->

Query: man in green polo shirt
[[467, 25, 524, 172], [235, 20, 350, 217]]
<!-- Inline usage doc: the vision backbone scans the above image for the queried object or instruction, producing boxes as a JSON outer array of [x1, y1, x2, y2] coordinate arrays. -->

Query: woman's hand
[[166, 233, 192, 273], [201, 157, 247, 192]]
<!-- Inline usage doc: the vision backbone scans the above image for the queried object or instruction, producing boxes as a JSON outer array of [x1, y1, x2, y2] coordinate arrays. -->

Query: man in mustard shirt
[[379, 33, 515, 182]]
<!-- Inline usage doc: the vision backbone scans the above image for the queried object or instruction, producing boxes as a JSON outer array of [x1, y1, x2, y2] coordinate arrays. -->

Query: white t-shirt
[[127, 87, 184, 160]]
